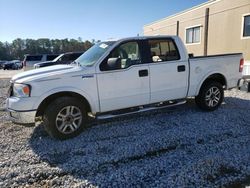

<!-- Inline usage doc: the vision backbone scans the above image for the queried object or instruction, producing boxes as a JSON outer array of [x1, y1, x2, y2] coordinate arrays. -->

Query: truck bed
[[188, 53, 243, 97]]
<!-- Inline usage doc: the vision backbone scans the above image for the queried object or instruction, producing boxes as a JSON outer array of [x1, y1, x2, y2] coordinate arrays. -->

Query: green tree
[[11, 38, 25, 59], [0, 38, 94, 60]]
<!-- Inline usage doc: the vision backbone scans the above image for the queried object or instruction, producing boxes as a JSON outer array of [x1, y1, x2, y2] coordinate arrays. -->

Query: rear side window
[[47, 54, 59, 61], [25, 55, 43, 61], [148, 39, 180, 62]]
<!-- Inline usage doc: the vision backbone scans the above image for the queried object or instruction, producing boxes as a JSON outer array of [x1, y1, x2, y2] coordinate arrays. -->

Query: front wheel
[[195, 81, 224, 111], [43, 97, 87, 139]]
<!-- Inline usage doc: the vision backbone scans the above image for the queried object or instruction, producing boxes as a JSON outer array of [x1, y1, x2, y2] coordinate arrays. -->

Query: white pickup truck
[[6, 36, 244, 139]]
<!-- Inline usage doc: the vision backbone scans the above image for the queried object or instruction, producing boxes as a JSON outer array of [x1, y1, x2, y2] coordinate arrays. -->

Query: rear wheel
[[43, 97, 87, 139], [195, 81, 224, 111]]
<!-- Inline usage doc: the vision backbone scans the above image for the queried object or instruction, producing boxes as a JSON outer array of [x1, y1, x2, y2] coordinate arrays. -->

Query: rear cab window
[[148, 39, 180, 62]]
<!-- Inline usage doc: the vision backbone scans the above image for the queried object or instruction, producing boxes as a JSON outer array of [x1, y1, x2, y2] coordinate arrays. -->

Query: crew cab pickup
[[6, 36, 244, 139]]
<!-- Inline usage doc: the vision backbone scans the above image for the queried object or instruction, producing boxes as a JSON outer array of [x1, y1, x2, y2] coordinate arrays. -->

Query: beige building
[[144, 0, 250, 74]]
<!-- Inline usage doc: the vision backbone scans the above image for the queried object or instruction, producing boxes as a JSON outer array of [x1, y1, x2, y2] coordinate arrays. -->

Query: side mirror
[[107, 57, 121, 70]]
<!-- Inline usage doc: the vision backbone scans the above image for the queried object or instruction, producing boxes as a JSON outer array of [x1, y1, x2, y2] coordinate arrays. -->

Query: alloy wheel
[[205, 86, 221, 107], [55, 106, 82, 134]]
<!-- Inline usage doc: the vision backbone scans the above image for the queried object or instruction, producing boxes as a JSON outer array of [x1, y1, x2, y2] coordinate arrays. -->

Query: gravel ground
[[0, 78, 250, 187], [0, 69, 24, 79]]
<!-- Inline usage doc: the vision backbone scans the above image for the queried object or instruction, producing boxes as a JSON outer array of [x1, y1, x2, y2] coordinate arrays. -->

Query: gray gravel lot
[[0, 69, 24, 79], [0, 78, 250, 187]]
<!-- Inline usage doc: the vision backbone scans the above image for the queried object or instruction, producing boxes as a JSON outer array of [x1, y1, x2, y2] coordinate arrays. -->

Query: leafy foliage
[[0, 38, 98, 60]]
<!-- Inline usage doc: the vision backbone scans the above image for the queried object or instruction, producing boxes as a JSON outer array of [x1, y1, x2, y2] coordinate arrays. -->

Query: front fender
[[32, 86, 98, 113]]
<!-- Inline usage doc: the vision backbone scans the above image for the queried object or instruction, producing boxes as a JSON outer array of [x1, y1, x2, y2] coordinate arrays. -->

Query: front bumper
[[8, 109, 36, 124]]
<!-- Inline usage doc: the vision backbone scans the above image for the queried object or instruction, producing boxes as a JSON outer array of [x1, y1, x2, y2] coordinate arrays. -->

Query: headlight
[[13, 83, 31, 97]]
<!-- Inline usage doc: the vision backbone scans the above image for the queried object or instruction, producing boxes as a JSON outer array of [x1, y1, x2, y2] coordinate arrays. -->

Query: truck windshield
[[75, 41, 115, 67]]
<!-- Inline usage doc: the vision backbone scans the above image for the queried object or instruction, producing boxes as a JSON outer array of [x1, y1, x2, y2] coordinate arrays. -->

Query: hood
[[11, 64, 81, 83]]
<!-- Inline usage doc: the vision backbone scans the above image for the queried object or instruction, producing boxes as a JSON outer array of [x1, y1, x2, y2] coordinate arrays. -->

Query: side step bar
[[92, 100, 186, 120]]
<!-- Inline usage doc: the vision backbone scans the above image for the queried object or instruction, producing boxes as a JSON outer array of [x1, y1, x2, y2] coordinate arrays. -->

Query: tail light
[[239, 58, 244, 72]]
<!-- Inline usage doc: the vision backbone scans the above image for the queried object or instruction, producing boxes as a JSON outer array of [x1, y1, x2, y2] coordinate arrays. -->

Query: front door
[[97, 41, 150, 112]]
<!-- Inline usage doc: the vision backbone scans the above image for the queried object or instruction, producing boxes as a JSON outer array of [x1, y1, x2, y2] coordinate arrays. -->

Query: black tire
[[195, 81, 224, 111], [43, 97, 88, 140]]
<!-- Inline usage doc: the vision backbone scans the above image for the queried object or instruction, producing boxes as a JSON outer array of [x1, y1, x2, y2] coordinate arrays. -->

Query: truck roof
[[104, 35, 178, 42]]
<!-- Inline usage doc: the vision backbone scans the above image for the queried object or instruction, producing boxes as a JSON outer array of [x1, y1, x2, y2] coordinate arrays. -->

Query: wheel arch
[[36, 91, 92, 117], [196, 73, 227, 96]]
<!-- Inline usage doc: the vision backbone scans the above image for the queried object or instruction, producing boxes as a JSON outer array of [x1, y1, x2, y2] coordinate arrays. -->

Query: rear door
[[96, 40, 150, 112], [147, 38, 189, 103]]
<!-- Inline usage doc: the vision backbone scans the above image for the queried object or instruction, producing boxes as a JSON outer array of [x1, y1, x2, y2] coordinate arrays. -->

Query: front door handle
[[177, 65, 186, 72], [139, 69, 148, 77]]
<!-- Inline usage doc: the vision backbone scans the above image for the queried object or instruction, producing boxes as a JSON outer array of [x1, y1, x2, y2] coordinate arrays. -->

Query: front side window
[[186, 26, 201, 44], [100, 41, 141, 71], [149, 39, 180, 62], [243, 15, 250, 37]]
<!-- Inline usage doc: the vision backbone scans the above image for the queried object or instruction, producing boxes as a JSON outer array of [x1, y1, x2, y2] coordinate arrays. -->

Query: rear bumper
[[8, 109, 36, 124]]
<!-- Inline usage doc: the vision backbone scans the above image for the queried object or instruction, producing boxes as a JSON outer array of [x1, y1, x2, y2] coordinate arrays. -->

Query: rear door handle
[[177, 65, 186, 72], [139, 69, 148, 77]]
